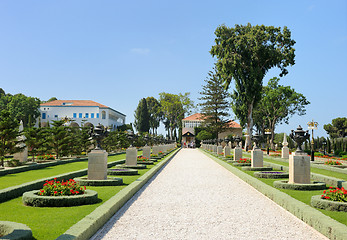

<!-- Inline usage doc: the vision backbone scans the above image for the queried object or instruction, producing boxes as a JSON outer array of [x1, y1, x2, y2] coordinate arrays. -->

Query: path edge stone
[[56, 148, 180, 240], [201, 149, 347, 240]]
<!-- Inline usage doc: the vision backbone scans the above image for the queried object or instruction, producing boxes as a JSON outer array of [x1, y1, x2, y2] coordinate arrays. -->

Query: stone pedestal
[[217, 146, 223, 155], [213, 145, 217, 153], [13, 147, 28, 163], [152, 146, 159, 155], [251, 149, 263, 167], [224, 146, 231, 157], [88, 150, 108, 180], [282, 146, 289, 159], [234, 147, 242, 161], [289, 152, 310, 184], [142, 146, 151, 159], [126, 147, 138, 166]]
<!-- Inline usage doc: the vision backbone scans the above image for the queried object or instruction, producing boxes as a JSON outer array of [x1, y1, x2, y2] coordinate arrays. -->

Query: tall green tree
[[253, 77, 310, 147], [146, 97, 162, 135], [324, 117, 347, 138], [25, 127, 42, 161], [199, 69, 230, 141], [50, 120, 70, 159], [210, 23, 296, 148], [0, 110, 22, 166], [134, 98, 150, 133]]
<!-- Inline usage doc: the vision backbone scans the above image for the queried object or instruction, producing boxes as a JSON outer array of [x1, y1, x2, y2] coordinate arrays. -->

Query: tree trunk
[[246, 101, 254, 150]]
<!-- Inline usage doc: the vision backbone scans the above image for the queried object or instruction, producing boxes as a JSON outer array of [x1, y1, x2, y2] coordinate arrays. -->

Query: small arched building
[[181, 113, 242, 146]]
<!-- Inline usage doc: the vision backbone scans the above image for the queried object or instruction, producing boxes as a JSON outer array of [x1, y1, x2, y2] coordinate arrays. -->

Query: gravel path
[[91, 149, 328, 240]]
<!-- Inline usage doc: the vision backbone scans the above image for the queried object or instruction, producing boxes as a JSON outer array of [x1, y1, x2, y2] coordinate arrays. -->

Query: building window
[[91, 113, 94, 118], [101, 111, 106, 119], [44, 108, 46, 110], [73, 113, 77, 118], [85, 113, 89, 118], [42, 113, 46, 119], [54, 115, 58, 118], [96, 113, 99, 118], [79, 113, 82, 118]]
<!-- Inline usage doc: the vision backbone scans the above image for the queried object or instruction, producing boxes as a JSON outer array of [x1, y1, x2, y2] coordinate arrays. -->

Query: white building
[[39, 100, 126, 130]]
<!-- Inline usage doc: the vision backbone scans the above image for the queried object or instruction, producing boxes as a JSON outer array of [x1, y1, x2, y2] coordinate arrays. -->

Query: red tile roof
[[182, 113, 205, 121], [225, 120, 242, 129], [40, 100, 109, 108]]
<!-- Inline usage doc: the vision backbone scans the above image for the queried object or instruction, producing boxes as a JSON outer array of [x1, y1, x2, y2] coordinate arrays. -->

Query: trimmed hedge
[[74, 177, 123, 186], [311, 195, 347, 212], [107, 168, 138, 176], [22, 190, 98, 207], [273, 180, 326, 190], [241, 166, 273, 171], [254, 171, 289, 179], [0, 221, 32, 240]]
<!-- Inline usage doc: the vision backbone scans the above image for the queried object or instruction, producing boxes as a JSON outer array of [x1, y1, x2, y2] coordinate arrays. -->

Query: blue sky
[[0, 0, 346, 137]]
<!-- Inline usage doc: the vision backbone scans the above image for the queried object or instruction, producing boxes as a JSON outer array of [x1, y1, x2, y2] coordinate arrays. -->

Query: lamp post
[[322, 139, 327, 156], [307, 120, 318, 161], [264, 128, 271, 155]]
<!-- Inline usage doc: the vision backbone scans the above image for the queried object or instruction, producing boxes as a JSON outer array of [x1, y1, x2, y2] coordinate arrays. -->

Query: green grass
[[0, 154, 127, 190], [229, 162, 347, 226], [0, 158, 156, 240]]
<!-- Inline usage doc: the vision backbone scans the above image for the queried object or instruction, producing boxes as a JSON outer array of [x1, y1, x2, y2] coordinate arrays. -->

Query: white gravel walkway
[[91, 148, 328, 240]]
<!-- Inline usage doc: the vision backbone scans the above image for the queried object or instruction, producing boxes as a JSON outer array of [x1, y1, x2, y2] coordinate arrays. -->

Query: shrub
[[150, 154, 158, 157], [314, 152, 324, 157], [225, 155, 233, 159], [321, 187, 347, 202], [36, 154, 55, 160], [39, 178, 86, 196], [158, 151, 163, 155], [137, 156, 149, 161], [324, 160, 342, 165]]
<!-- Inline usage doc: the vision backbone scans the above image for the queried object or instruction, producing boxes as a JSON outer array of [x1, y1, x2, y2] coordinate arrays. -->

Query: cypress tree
[[134, 98, 150, 133]]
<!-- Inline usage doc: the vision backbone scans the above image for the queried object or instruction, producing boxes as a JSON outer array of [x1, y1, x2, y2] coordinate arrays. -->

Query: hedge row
[[0, 159, 125, 203], [0, 152, 124, 177], [0, 221, 32, 240]]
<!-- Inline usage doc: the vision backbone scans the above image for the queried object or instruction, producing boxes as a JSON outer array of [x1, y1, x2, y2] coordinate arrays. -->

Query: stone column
[[126, 147, 138, 166], [281, 133, 289, 159], [289, 151, 310, 184], [224, 146, 231, 157], [88, 149, 108, 180], [251, 148, 263, 167], [142, 146, 151, 159], [217, 146, 223, 155]]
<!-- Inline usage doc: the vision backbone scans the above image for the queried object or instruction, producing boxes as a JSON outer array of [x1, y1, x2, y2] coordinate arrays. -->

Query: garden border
[[0, 221, 32, 240], [201, 149, 347, 240], [311, 195, 347, 212], [0, 159, 125, 203], [56, 148, 180, 240]]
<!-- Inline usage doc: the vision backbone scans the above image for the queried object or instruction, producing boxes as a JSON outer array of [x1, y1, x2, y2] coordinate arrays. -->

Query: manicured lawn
[[0, 154, 128, 190], [230, 163, 347, 226], [0, 159, 155, 240]]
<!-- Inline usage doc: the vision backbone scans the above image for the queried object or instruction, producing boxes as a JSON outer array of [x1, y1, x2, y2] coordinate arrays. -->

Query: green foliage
[[0, 110, 22, 167], [50, 120, 71, 159], [321, 187, 347, 202], [134, 98, 150, 133], [253, 77, 309, 146], [196, 130, 213, 141], [211, 23, 296, 147], [146, 97, 162, 134], [39, 179, 85, 196], [102, 130, 129, 151], [159, 92, 193, 140], [324, 117, 347, 138], [199, 68, 230, 139]]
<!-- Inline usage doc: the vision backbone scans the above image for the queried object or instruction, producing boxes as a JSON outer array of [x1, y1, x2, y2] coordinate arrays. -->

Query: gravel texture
[[91, 149, 328, 240]]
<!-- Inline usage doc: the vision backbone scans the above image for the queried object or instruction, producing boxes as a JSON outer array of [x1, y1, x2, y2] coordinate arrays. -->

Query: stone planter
[[137, 161, 154, 165], [273, 180, 326, 190], [242, 166, 273, 171], [254, 171, 289, 179], [232, 163, 251, 167], [311, 195, 347, 212], [74, 177, 123, 186], [0, 221, 32, 240], [107, 168, 138, 176], [117, 164, 147, 169], [22, 190, 98, 207]]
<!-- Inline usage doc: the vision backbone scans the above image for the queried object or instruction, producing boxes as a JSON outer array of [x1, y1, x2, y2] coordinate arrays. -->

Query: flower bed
[[107, 168, 138, 176], [311, 195, 347, 212], [324, 160, 342, 165], [254, 171, 289, 179], [237, 158, 251, 163], [0, 221, 32, 240], [22, 189, 98, 207]]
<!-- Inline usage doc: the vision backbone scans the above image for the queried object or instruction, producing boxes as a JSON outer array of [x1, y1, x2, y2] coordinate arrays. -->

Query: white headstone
[[251, 149, 263, 167], [142, 146, 151, 159], [88, 149, 108, 180], [126, 147, 138, 166], [289, 152, 310, 184]]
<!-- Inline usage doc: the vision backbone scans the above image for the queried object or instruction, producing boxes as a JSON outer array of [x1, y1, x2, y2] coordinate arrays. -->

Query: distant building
[[181, 113, 242, 145], [39, 100, 126, 130]]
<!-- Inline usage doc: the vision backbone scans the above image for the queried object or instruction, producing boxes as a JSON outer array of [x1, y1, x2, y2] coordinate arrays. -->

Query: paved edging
[[201, 149, 347, 240], [56, 148, 180, 240], [0, 159, 125, 203]]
